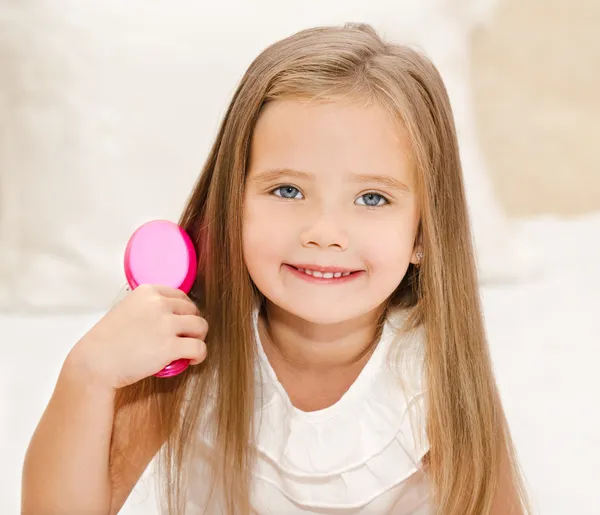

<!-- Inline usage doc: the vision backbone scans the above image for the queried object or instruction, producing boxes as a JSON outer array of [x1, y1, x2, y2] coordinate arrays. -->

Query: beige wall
[[471, 0, 600, 217]]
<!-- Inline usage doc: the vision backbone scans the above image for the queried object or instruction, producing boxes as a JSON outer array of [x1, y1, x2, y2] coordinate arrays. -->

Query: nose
[[300, 211, 349, 251]]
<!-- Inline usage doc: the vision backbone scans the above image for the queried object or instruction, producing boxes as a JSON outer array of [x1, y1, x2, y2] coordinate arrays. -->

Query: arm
[[22, 285, 206, 514], [21, 354, 162, 515]]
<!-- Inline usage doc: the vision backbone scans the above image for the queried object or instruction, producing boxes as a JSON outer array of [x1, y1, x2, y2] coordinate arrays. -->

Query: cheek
[[242, 198, 290, 270], [356, 216, 416, 274]]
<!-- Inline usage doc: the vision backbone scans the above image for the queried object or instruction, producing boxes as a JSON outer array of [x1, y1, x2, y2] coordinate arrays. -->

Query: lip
[[284, 264, 364, 284], [288, 264, 360, 274]]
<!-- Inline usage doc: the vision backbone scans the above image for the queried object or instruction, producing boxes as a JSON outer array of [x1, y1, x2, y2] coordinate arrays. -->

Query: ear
[[410, 225, 423, 266], [410, 247, 423, 266]]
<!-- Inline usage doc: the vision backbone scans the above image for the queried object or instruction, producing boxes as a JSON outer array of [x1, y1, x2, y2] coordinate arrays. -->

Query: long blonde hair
[[112, 23, 530, 514]]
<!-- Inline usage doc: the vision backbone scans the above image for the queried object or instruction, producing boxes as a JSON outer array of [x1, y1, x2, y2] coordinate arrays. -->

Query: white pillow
[[0, 0, 528, 313]]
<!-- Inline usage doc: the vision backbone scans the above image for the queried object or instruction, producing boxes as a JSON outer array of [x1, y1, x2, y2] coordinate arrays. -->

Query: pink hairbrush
[[124, 219, 198, 378]]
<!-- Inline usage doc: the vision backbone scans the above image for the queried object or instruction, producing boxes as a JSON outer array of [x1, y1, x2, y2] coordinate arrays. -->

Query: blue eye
[[272, 185, 303, 199], [356, 193, 388, 207]]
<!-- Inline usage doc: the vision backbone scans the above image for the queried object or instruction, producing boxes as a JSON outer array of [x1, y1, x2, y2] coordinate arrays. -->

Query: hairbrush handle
[[124, 220, 198, 378]]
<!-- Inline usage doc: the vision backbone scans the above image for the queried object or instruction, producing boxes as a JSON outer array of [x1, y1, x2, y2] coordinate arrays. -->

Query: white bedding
[[1, 213, 599, 515]]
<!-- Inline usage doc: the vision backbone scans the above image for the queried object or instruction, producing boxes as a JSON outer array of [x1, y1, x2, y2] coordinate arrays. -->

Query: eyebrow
[[251, 168, 410, 192]]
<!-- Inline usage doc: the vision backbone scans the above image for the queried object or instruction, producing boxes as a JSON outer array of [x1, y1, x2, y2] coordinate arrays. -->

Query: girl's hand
[[66, 284, 208, 390]]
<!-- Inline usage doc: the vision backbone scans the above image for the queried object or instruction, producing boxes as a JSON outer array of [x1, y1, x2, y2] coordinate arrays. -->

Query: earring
[[416, 251, 424, 261]]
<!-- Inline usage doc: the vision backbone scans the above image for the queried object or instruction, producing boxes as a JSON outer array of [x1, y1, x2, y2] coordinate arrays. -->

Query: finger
[[168, 298, 200, 316], [176, 337, 207, 365], [175, 315, 209, 340], [146, 284, 191, 301]]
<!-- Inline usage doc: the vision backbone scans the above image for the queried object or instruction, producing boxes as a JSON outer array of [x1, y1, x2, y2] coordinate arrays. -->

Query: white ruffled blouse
[[186, 308, 431, 514]]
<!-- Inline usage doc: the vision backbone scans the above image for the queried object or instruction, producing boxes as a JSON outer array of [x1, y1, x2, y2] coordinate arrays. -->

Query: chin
[[264, 296, 378, 327], [291, 308, 350, 326]]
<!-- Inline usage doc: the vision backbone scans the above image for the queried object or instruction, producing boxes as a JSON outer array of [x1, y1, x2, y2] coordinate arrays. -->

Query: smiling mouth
[[286, 264, 362, 279]]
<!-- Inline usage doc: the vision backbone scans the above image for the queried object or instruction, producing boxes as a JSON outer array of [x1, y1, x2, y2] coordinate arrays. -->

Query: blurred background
[[0, 1, 598, 513]]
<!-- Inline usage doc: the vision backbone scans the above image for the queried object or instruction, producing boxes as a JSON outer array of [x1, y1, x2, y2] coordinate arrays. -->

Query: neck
[[258, 302, 386, 373]]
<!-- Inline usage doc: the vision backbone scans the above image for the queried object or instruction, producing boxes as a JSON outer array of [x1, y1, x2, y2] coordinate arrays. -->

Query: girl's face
[[243, 99, 420, 325]]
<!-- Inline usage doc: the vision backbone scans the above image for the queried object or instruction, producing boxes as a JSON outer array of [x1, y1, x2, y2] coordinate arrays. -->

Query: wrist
[[62, 345, 117, 397]]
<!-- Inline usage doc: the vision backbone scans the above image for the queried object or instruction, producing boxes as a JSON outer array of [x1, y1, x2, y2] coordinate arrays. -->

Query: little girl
[[22, 23, 530, 515]]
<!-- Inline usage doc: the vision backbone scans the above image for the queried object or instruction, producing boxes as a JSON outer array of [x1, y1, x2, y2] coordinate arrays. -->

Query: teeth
[[296, 267, 353, 278]]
